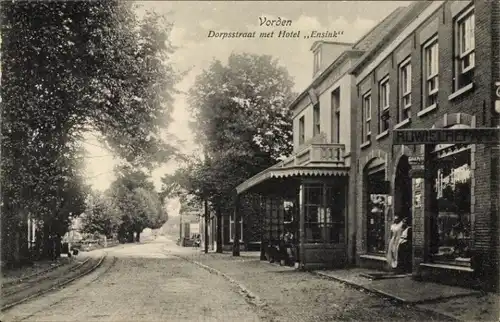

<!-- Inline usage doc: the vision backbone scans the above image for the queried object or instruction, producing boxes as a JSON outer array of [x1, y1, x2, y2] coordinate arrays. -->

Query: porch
[[235, 143, 350, 269]]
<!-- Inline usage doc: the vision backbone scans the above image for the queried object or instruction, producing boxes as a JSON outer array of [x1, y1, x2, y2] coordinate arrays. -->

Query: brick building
[[350, 0, 499, 290], [234, 7, 408, 268]]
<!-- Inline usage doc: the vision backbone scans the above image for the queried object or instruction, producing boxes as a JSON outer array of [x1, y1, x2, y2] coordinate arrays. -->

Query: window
[[454, 7, 475, 90], [313, 49, 322, 74], [331, 89, 340, 143], [431, 147, 472, 263], [362, 92, 372, 142], [304, 184, 345, 244], [422, 36, 439, 108], [399, 58, 412, 121], [283, 200, 298, 242], [366, 170, 387, 254], [378, 77, 390, 133], [313, 103, 320, 135], [298, 116, 305, 145], [229, 213, 243, 242]]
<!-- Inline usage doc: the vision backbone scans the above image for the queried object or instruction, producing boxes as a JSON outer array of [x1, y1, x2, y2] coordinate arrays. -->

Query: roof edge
[[349, 2, 433, 76], [351, 6, 406, 49], [288, 49, 364, 111]]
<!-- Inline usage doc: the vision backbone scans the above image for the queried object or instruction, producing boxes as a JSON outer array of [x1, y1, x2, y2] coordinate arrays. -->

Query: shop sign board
[[408, 156, 425, 166], [393, 128, 500, 145]]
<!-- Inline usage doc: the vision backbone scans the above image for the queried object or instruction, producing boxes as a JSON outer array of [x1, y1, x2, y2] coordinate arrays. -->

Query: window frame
[[454, 6, 475, 90], [229, 213, 243, 243], [313, 49, 322, 74], [362, 91, 372, 142], [378, 76, 390, 133], [430, 146, 472, 264], [422, 36, 439, 109], [313, 103, 321, 136], [303, 184, 345, 244], [331, 89, 340, 143], [298, 115, 305, 145], [398, 57, 412, 122]]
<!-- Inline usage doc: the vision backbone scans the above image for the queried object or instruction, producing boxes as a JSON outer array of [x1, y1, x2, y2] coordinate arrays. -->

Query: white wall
[[292, 72, 355, 155]]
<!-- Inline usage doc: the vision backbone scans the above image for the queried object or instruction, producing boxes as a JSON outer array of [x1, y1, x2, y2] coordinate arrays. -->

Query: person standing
[[387, 215, 404, 270]]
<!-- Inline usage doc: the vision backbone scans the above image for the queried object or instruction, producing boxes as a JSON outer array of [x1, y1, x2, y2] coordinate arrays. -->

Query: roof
[[352, 6, 409, 51], [236, 166, 348, 194], [310, 40, 354, 51], [350, 1, 433, 76], [287, 4, 415, 112]]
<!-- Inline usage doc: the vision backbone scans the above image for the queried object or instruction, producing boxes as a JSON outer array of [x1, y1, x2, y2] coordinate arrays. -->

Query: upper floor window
[[379, 76, 390, 133], [399, 57, 412, 122], [313, 49, 322, 74], [422, 36, 439, 108], [454, 6, 475, 90], [299, 116, 305, 145], [362, 92, 372, 143], [331, 89, 340, 143], [313, 103, 321, 135]]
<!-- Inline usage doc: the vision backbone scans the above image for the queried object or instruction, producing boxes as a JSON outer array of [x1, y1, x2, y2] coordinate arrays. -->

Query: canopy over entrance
[[236, 166, 349, 195]]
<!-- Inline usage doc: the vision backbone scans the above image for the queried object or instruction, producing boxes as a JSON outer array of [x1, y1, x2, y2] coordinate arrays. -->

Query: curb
[[165, 250, 267, 308], [2, 259, 70, 288], [1, 253, 107, 312], [312, 271, 462, 321]]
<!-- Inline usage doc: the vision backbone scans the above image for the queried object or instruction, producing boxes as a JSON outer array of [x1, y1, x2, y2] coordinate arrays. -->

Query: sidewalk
[[169, 247, 456, 321], [170, 246, 499, 322], [314, 268, 499, 322]]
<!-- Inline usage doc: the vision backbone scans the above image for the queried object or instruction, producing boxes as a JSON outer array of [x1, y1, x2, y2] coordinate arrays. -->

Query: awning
[[236, 165, 349, 195]]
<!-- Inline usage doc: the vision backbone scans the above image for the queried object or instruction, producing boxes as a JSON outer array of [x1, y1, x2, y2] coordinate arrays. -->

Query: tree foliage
[[182, 53, 296, 208], [1, 1, 179, 260]]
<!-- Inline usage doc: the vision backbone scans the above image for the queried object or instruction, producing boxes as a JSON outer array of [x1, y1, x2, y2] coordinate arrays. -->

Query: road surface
[[1, 239, 260, 322]]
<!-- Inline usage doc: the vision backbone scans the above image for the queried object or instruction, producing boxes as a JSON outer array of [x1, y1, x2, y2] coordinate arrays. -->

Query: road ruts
[[1, 241, 261, 322]]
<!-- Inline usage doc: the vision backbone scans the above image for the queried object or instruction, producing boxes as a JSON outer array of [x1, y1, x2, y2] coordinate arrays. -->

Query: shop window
[[283, 200, 298, 240], [366, 170, 387, 254], [431, 147, 472, 263], [304, 184, 344, 244]]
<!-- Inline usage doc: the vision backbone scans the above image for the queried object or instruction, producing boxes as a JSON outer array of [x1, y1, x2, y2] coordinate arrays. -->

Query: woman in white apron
[[387, 215, 404, 269]]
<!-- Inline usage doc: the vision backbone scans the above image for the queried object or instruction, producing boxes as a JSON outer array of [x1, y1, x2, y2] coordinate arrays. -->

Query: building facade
[[351, 0, 499, 290], [234, 6, 409, 268]]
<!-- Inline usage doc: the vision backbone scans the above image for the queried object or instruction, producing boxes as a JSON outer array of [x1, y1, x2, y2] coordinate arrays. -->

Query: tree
[[1, 1, 180, 262], [81, 193, 121, 238], [108, 166, 168, 242], [180, 52, 296, 252]]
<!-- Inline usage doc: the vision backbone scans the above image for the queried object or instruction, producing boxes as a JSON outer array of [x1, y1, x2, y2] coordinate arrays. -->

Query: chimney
[[311, 41, 353, 78]]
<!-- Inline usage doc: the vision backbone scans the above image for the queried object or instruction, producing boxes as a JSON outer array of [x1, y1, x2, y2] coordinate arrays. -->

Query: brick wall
[[353, 0, 497, 287]]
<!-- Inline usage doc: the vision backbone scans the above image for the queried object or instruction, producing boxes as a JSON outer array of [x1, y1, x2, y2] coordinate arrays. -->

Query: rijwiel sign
[[393, 128, 500, 145]]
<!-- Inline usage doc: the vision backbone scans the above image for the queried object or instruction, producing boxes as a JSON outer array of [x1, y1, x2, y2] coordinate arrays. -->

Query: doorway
[[394, 155, 413, 272]]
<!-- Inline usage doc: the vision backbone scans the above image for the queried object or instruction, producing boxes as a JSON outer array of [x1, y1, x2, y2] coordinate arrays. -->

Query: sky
[[84, 1, 411, 204]]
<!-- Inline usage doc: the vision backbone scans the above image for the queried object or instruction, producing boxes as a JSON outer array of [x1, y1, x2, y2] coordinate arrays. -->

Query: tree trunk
[[232, 192, 240, 256], [216, 205, 223, 253], [135, 231, 141, 243]]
